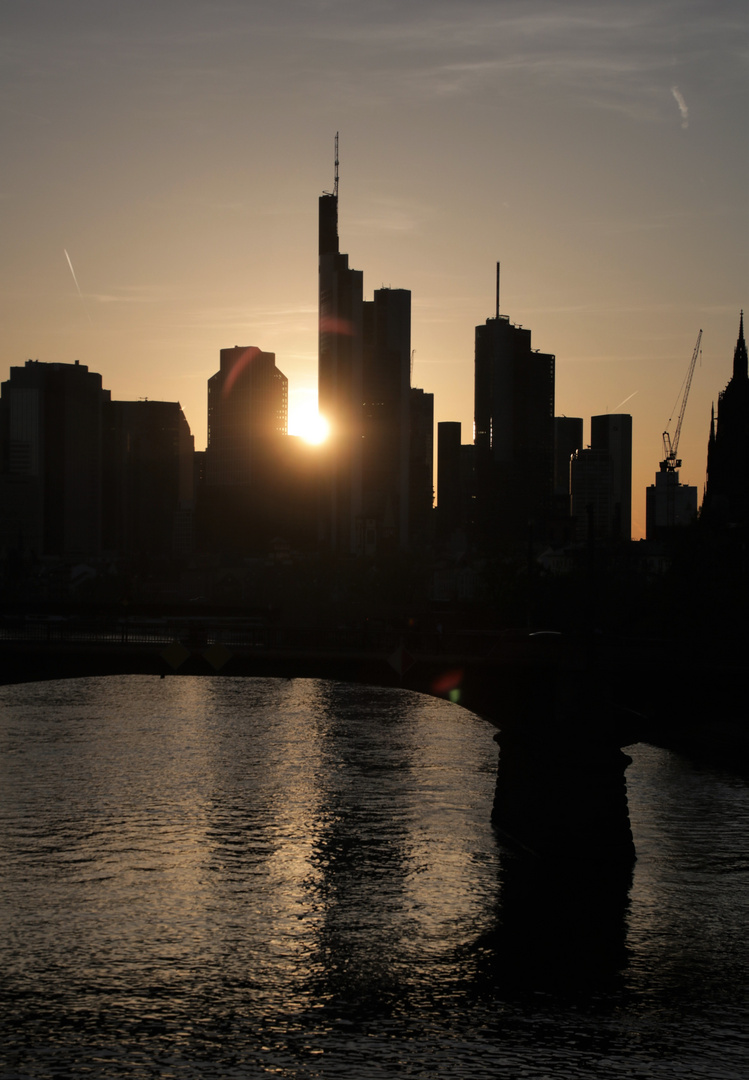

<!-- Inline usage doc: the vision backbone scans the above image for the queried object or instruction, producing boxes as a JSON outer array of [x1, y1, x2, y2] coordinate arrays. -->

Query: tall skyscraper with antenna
[[318, 134, 364, 554], [318, 136, 427, 555], [474, 263, 555, 549]]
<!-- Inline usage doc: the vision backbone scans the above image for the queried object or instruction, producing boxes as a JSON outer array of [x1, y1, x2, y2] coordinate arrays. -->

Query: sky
[[0, 0, 746, 539]]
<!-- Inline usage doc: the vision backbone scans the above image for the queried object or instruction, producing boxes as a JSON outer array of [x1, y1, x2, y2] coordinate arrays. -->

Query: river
[[1, 675, 747, 1078]]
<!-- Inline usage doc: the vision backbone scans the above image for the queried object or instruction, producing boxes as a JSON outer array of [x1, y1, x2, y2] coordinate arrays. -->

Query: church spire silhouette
[[733, 309, 747, 381]]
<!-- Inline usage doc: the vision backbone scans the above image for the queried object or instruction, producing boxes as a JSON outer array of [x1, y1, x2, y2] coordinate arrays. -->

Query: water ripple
[[1, 676, 747, 1078]]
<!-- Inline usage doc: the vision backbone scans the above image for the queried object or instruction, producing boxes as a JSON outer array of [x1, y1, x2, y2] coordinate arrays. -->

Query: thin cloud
[[671, 85, 689, 128], [91, 288, 165, 305]]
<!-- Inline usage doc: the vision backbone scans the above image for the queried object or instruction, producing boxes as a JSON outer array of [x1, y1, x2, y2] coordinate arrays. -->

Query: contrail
[[671, 86, 689, 129], [612, 391, 637, 411], [64, 248, 92, 324]]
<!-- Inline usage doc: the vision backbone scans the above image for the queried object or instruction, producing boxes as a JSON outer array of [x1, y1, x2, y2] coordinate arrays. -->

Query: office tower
[[361, 287, 412, 551], [199, 346, 297, 556], [645, 471, 697, 539], [437, 421, 462, 539], [570, 448, 614, 542], [590, 413, 632, 541], [474, 280, 555, 549], [554, 417, 583, 502], [318, 152, 364, 555], [702, 313, 749, 528], [408, 387, 434, 550], [103, 400, 195, 558], [206, 347, 287, 486], [0, 360, 109, 556], [318, 141, 419, 557]]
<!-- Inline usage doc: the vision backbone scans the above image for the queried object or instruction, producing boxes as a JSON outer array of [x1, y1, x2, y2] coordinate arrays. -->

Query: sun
[[289, 400, 330, 445]]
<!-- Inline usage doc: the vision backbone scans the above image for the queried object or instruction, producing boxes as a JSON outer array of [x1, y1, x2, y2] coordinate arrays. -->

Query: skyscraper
[[570, 414, 633, 542], [0, 360, 109, 556], [103, 400, 195, 558], [199, 346, 291, 556], [554, 416, 583, 504], [474, 275, 555, 549], [318, 146, 364, 555], [318, 139, 421, 557], [437, 421, 462, 540], [408, 387, 434, 551], [362, 287, 412, 551], [206, 346, 287, 486], [590, 413, 632, 541]]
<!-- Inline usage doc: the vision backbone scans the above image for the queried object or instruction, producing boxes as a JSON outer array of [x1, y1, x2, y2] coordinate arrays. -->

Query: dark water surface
[[1, 676, 747, 1078]]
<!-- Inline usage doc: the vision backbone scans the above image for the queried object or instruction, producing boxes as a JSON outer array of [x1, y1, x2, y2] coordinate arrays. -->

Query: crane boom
[[661, 329, 702, 472]]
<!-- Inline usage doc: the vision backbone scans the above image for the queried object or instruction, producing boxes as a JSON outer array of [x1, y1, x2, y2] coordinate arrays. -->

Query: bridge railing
[[0, 617, 506, 658]]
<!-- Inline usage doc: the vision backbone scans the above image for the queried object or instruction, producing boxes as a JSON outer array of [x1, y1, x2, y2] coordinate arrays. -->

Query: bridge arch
[[0, 624, 640, 864]]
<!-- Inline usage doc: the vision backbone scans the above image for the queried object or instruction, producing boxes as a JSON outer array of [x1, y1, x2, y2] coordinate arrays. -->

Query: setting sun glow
[[289, 402, 330, 445]]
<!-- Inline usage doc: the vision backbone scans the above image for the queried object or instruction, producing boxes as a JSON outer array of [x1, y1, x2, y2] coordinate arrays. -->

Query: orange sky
[[1, 1, 746, 538]]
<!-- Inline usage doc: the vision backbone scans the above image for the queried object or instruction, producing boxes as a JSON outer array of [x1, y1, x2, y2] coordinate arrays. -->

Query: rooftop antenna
[[334, 131, 339, 199], [495, 261, 500, 318]]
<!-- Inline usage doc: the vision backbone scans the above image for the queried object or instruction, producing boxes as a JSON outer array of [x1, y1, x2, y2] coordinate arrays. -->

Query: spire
[[334, 131, 339, 199], [709, 401, 715, 444], [733, 309, 747, 382], [319, 133, 340, 257]]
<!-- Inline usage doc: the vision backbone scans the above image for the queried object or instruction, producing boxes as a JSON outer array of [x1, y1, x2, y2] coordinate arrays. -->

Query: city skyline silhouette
[[0, 2, 745, 538]]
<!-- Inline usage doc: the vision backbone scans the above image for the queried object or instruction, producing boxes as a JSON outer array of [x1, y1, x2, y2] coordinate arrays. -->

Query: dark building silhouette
[[362, 288, 412, 551], [474, 285, 555, 550], [199, 346, 317, 556], [0, 360, 109, 557], [591, 413, 632, 541], [206, 347, 287, 486], [103, 400, 195, 559], [554, 417, 583, 505], [570, 448, 613, 543], [318, 140, 427, 557], [437, 421, 476, 547], [408, 387, 434, 551], [645, 471, 697, 539], [702, 312, 749, 528], [437, 421, 462, 540], [552, 416, 583, 543], [570, 414, 632, 542], [319, 172, 364, 555]]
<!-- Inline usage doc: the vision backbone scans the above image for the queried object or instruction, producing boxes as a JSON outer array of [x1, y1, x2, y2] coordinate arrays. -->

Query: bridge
[[0, 616, 741, 865]]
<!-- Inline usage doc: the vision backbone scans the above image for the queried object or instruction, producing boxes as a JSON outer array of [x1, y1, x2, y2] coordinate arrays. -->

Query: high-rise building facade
[[590, 413, 632, 541], [554, 416, 583, 503], [437, 421, 463, 540], [103, 400, 195, 557], [570, 414, 632, 542], [645, 470, 697, 539], [570, 448, 614, 542], [408, 387, 434, 551], [318, 144, 426, 557], [199, 346, 296, 556], [318, 184, 364, 555], [474, 301, 555, 549], [0, 360, 109, 557], [362, 287, 412, 551], [206, 347, 287, 486]]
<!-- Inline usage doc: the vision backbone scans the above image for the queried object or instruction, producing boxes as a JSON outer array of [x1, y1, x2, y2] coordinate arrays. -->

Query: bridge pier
[[492, 728, 635, 862], [486, 646, 638, 865]]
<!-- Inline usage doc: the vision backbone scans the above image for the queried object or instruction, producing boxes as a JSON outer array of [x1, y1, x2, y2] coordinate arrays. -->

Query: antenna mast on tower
[[334, 132, 339, 198]]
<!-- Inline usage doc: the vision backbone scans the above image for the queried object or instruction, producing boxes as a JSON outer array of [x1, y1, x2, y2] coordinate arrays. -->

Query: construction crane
[[660, 329, 702, 473]]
